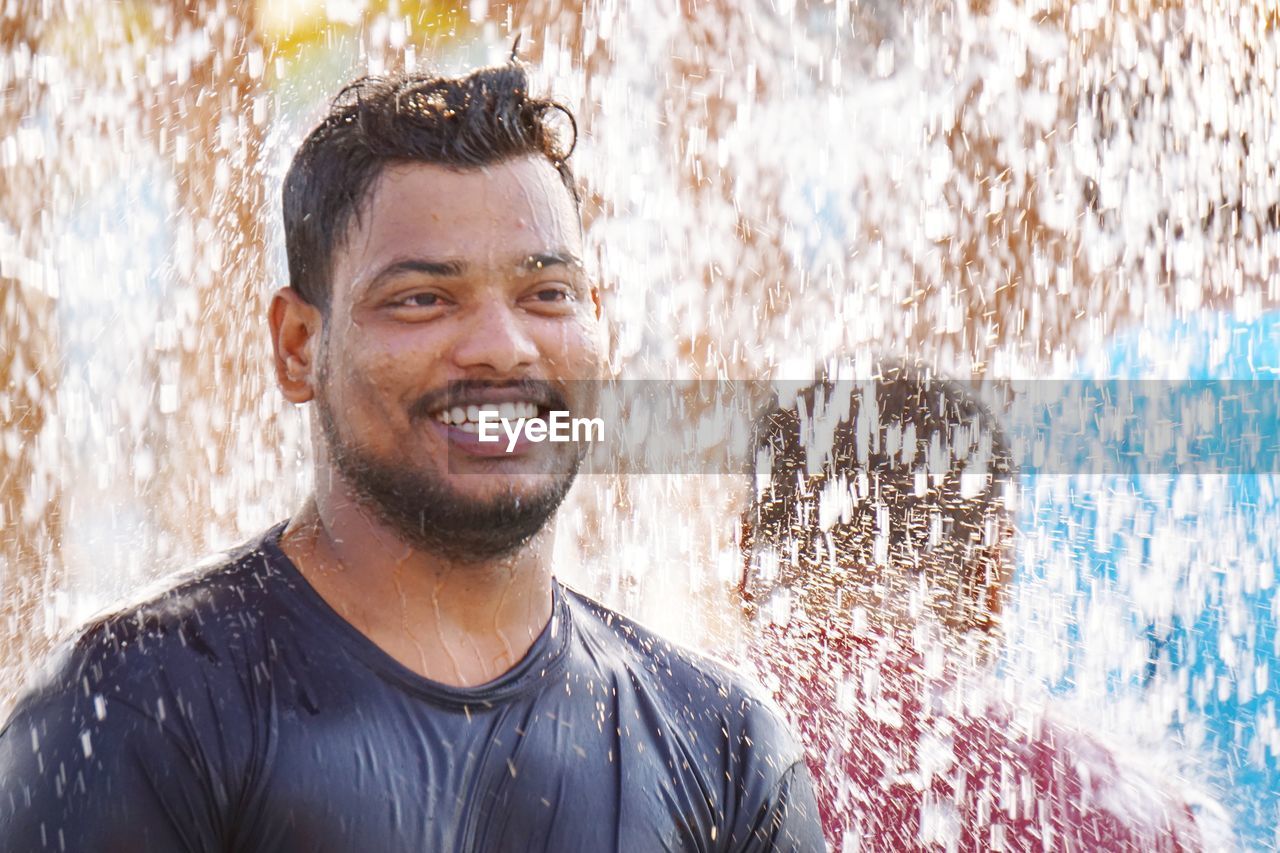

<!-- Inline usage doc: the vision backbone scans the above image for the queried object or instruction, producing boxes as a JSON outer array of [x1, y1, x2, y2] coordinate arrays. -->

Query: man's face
[[308, 156, 602, 559]]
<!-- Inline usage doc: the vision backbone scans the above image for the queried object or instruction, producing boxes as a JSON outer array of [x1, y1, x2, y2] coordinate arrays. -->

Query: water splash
[[2, 0, 1277, 846]]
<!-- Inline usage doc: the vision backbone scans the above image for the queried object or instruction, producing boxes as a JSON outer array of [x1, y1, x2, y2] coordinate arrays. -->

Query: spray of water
[[2, 0, 1276, 846]]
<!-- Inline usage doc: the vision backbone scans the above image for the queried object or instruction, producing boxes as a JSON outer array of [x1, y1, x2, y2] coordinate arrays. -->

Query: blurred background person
[[739, 359, 1212, 851]]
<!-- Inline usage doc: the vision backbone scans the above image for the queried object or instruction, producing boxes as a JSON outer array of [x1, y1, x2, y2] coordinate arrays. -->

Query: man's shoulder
[[561, 586, 802, 748], [563, 586, 742, 689], [0, 532, 289, 849], [22, 529, 281, 704]]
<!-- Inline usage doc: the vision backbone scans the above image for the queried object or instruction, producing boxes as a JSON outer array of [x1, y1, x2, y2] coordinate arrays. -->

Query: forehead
[[335, 156, 581, 287]]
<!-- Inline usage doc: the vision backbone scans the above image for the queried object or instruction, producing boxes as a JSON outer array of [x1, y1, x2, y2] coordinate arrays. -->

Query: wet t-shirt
[[0, 524, 824, 852]]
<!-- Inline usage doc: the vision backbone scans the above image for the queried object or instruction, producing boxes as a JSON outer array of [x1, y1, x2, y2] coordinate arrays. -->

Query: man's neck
[[278, 494, 556, 688]]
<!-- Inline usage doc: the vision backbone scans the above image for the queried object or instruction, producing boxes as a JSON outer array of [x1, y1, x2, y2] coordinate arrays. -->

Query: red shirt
[[754, 623, 1203, 851]]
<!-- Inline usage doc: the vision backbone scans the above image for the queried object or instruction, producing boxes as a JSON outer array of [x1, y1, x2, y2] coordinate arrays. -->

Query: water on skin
[[2, 0, 1277, 848], [489, 564, 521, 672], [425, 570, 468, 684]]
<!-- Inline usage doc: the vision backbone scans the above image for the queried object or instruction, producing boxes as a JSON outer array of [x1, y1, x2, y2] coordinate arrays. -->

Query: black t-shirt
[[0, 523, 824, 852]]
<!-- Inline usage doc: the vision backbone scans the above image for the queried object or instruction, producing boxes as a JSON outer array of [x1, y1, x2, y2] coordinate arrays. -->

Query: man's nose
[[451, 300, 539, 375]]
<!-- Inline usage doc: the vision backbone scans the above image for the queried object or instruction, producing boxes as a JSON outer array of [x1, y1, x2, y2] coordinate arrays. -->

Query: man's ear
[[590, 284, 602, 320], [269, 287, 324, 404]]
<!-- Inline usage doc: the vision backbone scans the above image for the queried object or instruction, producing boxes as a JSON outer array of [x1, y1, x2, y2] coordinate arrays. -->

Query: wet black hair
[[742, 358, 1016, 633], [282, 62, 580, 310]]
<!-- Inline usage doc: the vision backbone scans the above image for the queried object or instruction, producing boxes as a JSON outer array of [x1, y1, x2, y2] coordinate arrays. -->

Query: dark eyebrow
[[367, 258, 466, 292], [521, 251, 584, 273]]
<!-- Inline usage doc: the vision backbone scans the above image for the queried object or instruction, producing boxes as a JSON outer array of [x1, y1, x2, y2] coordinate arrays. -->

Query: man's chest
[[231, 693, 722, 852]]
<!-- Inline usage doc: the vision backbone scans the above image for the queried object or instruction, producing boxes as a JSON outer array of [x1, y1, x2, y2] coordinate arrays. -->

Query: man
[[0, 63, 824, 852], [741, 361, 1207, 851]]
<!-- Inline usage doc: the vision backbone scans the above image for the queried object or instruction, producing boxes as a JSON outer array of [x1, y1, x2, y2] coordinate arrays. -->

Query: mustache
[[407, 379, 569, 420]]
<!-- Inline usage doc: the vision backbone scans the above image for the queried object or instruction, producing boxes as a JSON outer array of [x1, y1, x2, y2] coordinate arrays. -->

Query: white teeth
[[456, 421, 481, 434], [436, 401, 543, 426]]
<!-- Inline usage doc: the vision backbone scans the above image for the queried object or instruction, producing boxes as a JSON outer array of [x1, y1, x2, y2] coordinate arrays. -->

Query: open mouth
[[432, 400, 548, 434]]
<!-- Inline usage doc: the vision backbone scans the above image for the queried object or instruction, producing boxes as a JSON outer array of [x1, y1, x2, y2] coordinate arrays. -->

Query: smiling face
[[272, 155, 603, 560]]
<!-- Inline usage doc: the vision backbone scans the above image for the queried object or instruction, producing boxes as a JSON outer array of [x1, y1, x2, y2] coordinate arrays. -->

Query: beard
[[314, 382, 582, 563]]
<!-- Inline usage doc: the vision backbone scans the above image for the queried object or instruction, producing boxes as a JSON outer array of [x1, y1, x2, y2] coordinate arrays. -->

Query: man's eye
[[531, 287, 572, 303], [397, 293, 442, 308]]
